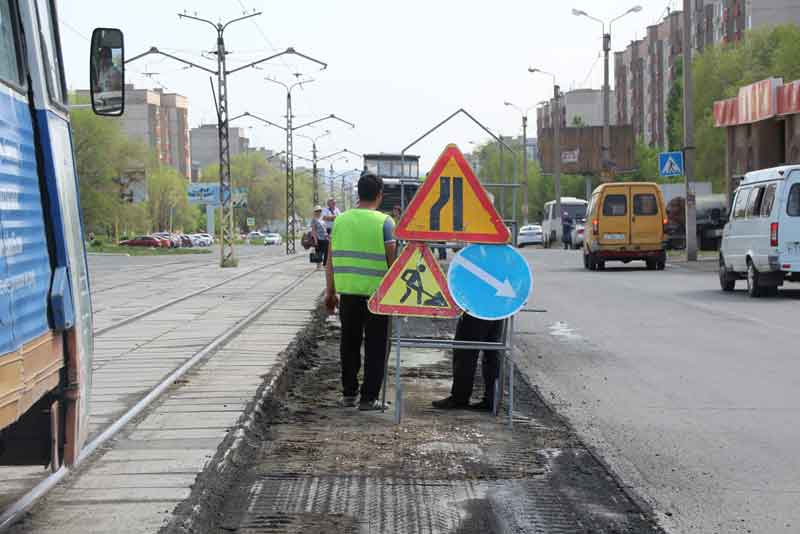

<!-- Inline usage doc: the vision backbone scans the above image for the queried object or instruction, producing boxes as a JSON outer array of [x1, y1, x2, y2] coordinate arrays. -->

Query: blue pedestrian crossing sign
[[447, 244, 533, 320], [659, 151, 684, 177]]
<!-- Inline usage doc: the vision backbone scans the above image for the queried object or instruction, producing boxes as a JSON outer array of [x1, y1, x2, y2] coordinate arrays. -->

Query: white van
[[719, 165, 800, 297], [541, 197, 588, 247]]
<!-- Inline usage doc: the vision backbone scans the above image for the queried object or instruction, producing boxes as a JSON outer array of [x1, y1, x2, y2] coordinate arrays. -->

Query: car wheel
[[646, 259, 656, 270], [597, 260, 605, 271], [719, 255, 735, 292], [746, 260, 762, 298]]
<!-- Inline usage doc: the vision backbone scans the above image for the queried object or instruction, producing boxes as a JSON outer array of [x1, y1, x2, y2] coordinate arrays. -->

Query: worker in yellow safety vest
[[325, 172, 397, 410]]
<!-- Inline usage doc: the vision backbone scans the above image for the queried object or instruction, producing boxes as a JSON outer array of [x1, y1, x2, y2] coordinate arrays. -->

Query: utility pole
[[230, 104, 353, 255], [553, 84, 562, 229], [683, 0, 698, 261], [602, 31, 611, 173], [504, 101, 533, 224], [296, 130, 331, 206], [126, 12, 323, 267]]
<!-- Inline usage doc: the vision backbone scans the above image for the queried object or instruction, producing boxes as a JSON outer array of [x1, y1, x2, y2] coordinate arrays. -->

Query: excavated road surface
[[195, 317, 665, 534]]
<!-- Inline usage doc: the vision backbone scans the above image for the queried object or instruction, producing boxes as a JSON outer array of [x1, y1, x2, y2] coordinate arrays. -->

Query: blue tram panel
[[0, 87, 53, 355]]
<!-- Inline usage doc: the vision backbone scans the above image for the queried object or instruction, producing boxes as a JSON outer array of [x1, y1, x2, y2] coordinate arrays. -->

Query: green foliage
[[471, 140, 588, 224], [674, 24, 800, 190], [203, 151, 314, 232], [666, 57, 684, 152], [571, 115, 586, 127], [147, 166, 199, 232]]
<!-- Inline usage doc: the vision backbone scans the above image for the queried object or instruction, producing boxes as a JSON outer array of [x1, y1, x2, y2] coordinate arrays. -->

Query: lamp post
[[572, 5, 642, 179], [529, 68, 561, 232], [504, 101, 535, 224]]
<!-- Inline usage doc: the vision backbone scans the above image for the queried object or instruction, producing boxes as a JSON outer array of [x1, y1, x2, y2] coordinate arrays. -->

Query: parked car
[[517, 225, 543, 247], [583, 182, 667, 271], [263, 233, 282, 246], [120, 235, 164, 248], [719, 165, 800, 297], [153, 232, 180, 248], [541, 197, 588, 247], [198, 233, 214, 245], [571, 222, 585, 249], [179, 234, 193, 247], [188, 234, 205, 247]]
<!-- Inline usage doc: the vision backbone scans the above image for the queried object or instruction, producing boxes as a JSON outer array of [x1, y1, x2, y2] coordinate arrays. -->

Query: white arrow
[[452, 254, 516, 298]]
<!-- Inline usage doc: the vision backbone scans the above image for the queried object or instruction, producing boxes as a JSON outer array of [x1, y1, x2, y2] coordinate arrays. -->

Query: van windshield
[[561, 204, 587, 221]]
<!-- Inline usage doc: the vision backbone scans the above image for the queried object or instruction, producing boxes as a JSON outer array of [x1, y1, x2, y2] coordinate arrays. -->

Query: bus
[[0, 0, 124, 469]]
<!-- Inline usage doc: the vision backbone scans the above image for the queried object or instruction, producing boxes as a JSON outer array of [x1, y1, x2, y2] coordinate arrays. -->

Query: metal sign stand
[[385, 111, 522, 428]]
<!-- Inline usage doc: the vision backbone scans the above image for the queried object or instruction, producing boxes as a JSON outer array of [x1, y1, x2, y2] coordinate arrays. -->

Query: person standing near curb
[[321, 197, 341, 237], [310, 205, 328, 268], [432, 313, 504, 411], [325, 172, 397, 411]]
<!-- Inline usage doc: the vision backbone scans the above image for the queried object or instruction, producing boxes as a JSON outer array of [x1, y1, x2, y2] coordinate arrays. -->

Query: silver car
[[517, 224, 544, 247]]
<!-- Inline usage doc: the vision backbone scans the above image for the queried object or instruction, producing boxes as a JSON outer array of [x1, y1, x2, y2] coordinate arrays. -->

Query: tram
[[0, 0, 124, 468]]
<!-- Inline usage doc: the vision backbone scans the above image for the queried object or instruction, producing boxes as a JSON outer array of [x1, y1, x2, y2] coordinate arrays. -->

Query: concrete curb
[[160, 300, 327, 534]]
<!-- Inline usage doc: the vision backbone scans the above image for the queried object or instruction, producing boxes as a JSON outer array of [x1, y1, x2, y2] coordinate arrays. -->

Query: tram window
[[0, 0, 22, 86], [34, 0, 67, 105]]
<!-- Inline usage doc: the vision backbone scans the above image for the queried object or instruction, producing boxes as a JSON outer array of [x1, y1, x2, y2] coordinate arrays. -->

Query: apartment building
[[615, 0, 800, 150]]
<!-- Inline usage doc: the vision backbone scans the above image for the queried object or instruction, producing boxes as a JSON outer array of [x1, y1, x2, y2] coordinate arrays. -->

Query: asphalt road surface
[[514, 248, 800, 534]]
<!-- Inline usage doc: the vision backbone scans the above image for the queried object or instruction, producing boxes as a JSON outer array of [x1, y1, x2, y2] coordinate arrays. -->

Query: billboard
[[187, 183, 248, 207]]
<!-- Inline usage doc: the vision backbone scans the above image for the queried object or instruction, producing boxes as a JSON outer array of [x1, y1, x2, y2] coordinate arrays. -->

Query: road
[[514, 248, 800, 534]]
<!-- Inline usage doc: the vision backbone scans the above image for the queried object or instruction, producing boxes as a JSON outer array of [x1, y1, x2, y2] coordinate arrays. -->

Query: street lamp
[[504, 101, 536, 224], [529, 67, 562, 232], [572, 5, 642, 178]]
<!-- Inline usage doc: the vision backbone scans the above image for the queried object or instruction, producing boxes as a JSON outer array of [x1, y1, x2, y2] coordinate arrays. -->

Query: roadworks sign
[[394, 144, 510, 243], [368, 242, 460, 318]]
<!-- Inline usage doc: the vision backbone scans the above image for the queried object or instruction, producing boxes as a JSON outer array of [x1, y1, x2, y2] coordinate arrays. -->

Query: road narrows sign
[[394, 144, 510, 243], [448, 244, 532, 320], [368, 242, 460, 318]]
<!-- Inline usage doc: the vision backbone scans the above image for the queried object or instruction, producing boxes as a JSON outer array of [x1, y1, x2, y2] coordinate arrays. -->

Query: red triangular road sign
[[368, 242, 460, 318], [395, 144, 510, 243]]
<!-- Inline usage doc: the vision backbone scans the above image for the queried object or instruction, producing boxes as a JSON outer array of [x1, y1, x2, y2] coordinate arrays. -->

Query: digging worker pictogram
[[400, 264, 446, 306], [325, 172, 397, 411]]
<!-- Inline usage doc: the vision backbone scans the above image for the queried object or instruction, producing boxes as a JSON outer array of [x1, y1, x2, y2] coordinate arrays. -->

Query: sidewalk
[[197, 317, 665, 534], [10, 274, 325, 534]]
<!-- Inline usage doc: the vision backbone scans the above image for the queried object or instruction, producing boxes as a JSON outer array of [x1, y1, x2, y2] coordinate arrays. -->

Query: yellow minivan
[[583, 182, 668, 270]]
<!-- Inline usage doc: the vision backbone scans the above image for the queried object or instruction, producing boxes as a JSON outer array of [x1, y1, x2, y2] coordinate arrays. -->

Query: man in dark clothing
[[562, 212, 574, 250], [432, 313, 504, 411]]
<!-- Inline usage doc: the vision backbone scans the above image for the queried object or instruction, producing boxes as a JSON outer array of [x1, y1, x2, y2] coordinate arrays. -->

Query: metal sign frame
[[383, 110, 522, 427]]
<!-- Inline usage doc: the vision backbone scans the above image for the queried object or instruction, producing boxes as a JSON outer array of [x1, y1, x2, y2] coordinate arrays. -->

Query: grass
[[88, 243, 212, 256]]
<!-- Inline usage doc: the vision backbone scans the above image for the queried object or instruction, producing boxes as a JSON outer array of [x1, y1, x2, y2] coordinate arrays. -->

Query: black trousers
[[316, 239, 329, 266], [339, 294, 390, 401], [451, 314, 504, 404]]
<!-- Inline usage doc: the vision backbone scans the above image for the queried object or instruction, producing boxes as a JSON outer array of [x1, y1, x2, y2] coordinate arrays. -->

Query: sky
[[58, 0, 683, 174]]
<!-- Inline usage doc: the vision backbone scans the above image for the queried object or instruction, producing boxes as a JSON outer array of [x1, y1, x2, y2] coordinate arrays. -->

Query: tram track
[[93, 253, 301, 337], [0, 260, 317, 532]]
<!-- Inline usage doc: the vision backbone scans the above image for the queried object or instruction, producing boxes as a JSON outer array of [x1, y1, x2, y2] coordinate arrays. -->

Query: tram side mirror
[[89, 28, 124, 116]]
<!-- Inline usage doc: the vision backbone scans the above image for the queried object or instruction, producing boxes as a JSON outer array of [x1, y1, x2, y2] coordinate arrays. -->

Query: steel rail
[[0, 268, 317, 532], [94, 254, 301, 337]]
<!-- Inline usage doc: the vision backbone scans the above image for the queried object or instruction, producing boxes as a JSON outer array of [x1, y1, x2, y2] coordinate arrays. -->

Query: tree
[[147, 166, 199, 232], [70, 98, 150, 238], [666, 57, 684, 152]]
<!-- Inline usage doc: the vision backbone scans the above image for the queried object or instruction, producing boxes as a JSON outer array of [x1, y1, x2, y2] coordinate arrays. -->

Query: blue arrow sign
[[659, 151, 684, 177], [447, 244, 532, 320]]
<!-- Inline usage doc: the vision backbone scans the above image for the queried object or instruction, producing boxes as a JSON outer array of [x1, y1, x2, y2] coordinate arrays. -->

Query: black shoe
[[431, 396, 469, 410], [469, 399, 493, 412]]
